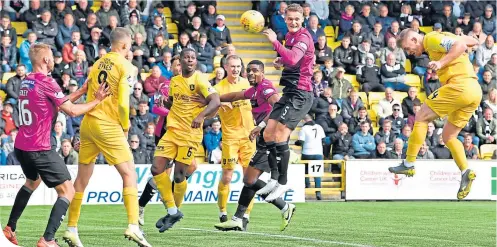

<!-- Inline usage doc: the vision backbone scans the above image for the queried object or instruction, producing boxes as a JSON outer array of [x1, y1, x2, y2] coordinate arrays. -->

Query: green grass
[[1, 202, 495, 247]]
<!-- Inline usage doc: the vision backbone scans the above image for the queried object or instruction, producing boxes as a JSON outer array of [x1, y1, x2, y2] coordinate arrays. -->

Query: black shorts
[[15, 148, 72, 188], [269, 87, 314, 130], [249, 128, 269, 173]]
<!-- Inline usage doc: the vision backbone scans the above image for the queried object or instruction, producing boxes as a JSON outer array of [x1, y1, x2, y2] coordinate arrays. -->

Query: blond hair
[[29, 43, 52, 65], [110, 27, 131, 46], [286, 3, 303, 14]]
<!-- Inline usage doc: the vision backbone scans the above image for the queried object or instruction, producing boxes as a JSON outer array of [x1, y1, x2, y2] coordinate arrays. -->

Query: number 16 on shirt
[[307, 160, 324, 177]]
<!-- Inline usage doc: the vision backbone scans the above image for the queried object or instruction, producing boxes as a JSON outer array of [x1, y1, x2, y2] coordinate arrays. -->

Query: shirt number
[[18, 99, 33, 126]]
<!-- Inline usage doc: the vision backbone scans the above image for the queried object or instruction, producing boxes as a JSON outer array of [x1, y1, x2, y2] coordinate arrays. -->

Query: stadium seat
[[368, 108, 377, 125], [393, 92, 407, 104], [368, 92, 383, 106], [167, 23, 178, 34], [164, 7, 172, 17], [419, 26, 433, 34], [373, 126, 379, 135], [91, 5, 100, 12], [11, 22, 27, 35], [2, 72, 15, 84], [140, 73, 150, 80], [16, 37, 24, 48], [480, 144, 497, 160], [213, 55, 222, 68], [417, 92, 427, 103], [329, 41, 341, 50], [168, 39, 177, 48], [405, 59, 412, 73], [290, 127, 301, 141], [357, 91, 368, 107], [405, 74, 422, 88], [324, 26, 335, 38], [343, 74, 359, 91]]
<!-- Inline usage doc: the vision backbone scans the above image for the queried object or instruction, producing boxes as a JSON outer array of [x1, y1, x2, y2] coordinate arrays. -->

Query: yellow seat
[[368, 92, 384, 106], [140, 73, 150, 80], [405, 59, 412, 73], [417, 93, 427, 103], [2, 72, 15, 84], [167, 23, 178, 34], [480, 144, 497, 160], [90, 6, 100, 13], [11, 22, 27, 34], [393, 92, 407, 104], [357, 91, 368, 107], [0, 90, 6, 100], [368, 108, 377, 124], [405, 74, 421, 88], [329, 41, 341, 50], [290, 128, 301, 141], [164, 7, 172, 17], [16, 37, 24, 49], [213, 55, 222, 68], [343, 74, 359, 91], [373, 126, 379, 135], [324, 26, 335, 38], [419, 26, 433, 34]]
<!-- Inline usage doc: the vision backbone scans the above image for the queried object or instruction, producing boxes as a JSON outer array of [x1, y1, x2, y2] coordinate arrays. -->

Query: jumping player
[[258, 3, 315, 201], [389, 30, 481, 199], [151, 48, 220, 232], [213, 60, 296, 232], [138, 56, 197, 227], [2, 43, 110, 247], [63, 28, 151, 247]]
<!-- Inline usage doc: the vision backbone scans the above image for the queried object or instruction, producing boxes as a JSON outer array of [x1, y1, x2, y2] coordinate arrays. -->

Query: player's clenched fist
[[94, 82, 111, 101], [428, 61, 442, 71], [191, 115, 203, 128]]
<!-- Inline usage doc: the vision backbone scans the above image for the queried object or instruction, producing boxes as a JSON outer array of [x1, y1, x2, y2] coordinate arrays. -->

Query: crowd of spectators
[[0, 0, 496, 166]]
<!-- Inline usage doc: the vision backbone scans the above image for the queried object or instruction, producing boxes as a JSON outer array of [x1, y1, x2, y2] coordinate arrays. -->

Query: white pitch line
[[180, 227, 374, 247]]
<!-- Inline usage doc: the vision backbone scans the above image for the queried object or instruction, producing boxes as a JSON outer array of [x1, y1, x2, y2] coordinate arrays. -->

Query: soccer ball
[[240, 10, 265, 33]]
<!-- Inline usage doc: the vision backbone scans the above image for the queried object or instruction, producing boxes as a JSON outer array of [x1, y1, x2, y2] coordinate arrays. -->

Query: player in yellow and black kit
[[389, 30, 481, 200], [212, 55, 257, 228], [63, 28, 151, 247], [151, 48, 220, 232]]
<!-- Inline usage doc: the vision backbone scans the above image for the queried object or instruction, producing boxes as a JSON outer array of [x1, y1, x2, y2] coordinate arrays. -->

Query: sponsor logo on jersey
[[55, 92, 65, 99], [440, 37, 455, 51]]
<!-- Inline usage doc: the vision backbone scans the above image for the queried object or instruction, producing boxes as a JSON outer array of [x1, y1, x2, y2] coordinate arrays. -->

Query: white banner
[[346, 160, 494, 200], [0, 164, 306, 206]]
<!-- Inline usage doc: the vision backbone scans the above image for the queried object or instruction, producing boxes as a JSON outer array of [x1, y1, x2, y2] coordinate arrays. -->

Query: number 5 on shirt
[[307, 160, 324, 177]]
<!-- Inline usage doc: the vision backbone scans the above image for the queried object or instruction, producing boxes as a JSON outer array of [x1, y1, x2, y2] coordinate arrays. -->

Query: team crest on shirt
[[207, 86, 216, 93], [189, 84, 195, 91], [263, 88, 274, 96], [55, 92, 65, 99]]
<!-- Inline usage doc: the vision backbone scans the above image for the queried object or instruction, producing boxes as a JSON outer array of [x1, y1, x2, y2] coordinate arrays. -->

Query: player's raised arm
[[263, 28, 306, 66], [59, 82, 110, 117]]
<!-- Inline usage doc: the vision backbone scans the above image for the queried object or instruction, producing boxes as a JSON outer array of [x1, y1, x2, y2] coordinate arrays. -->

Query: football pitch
[[1, 201, 495, 247]]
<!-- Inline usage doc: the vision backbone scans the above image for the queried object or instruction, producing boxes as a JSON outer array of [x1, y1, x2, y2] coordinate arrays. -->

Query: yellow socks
[[406, 122, 428, 163], [446, 138, 468, 171], [217, 181, 229, 213], [67, 192, 84, 227], [173, 180, 187, 208], [154, 172, 175, 209], [123, 187, 139, 225]]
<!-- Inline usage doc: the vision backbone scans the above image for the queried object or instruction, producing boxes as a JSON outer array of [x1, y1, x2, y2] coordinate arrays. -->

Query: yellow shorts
[[155, 130, 199, 165], [221, 139, 256, 170], [425, 81, 482, 128], [79, 116, 133, 165]]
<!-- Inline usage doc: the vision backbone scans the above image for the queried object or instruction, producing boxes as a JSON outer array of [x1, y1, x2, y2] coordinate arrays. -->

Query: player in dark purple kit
[[213, 60, 296, 232], [2, 43, 109, 247], [257, 3, 315, 201]]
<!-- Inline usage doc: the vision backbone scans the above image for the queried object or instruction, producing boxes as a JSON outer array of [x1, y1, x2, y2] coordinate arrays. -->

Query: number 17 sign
[[307, 160, 324, 177]]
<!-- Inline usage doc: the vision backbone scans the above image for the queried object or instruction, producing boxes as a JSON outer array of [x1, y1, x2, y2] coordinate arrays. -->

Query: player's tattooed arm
[[192, 93, 220, 128], [431, 36, 479, 70]]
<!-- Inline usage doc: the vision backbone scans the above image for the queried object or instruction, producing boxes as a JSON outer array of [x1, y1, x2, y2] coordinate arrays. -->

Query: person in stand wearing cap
[[51, 0, 73, 25], [68, 79, 86, 104], [52, 51, 69, 81], [208, 14, 232, 54], [125, 10, 146, 40], [433, 23, 443, 33]]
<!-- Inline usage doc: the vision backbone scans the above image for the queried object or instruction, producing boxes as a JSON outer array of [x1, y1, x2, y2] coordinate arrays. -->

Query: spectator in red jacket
[[62, 31, 84, 64], [143, 65, 168, 97]]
